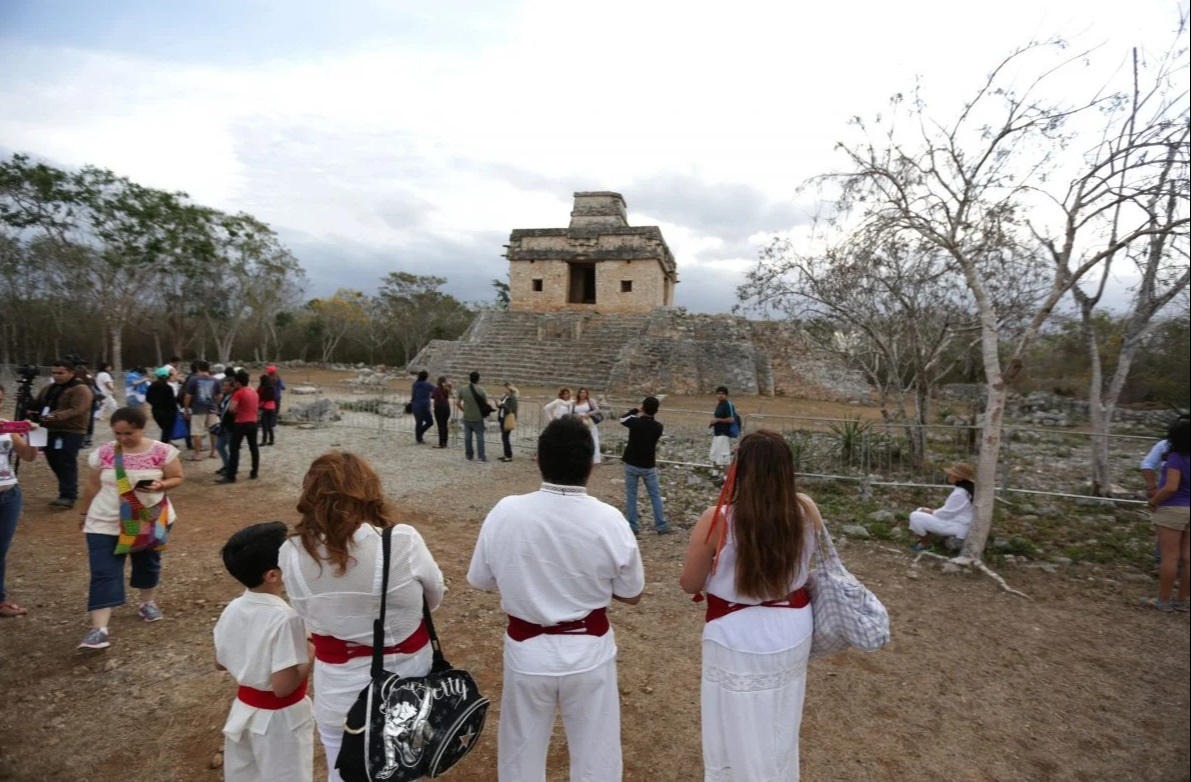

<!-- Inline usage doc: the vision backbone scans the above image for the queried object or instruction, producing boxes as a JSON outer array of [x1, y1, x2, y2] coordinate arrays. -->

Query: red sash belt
[[310, 621, 429, 664], [704, 588, 809, 623], [506, 607, 609, 642], [236, 679, 308, 710]]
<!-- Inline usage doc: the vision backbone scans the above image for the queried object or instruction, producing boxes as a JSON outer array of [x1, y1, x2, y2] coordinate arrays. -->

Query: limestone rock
[[842, 524, 870, 539]]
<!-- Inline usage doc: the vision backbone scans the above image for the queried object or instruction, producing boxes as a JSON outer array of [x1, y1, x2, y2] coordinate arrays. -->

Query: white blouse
[[702, 497, 819, 655], [280, 523, 445, 729], [931, 487, 974, 527]]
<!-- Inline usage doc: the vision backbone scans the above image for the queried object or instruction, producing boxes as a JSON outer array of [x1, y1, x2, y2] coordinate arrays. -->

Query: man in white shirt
[[468, 416, 644, 782]]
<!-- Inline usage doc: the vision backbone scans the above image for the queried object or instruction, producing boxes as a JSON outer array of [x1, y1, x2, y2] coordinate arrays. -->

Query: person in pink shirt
[[218, 371, 260, 484]]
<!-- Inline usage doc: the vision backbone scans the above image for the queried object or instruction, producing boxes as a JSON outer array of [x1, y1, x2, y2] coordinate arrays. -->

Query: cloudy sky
[[0, 0, 1183, 312]]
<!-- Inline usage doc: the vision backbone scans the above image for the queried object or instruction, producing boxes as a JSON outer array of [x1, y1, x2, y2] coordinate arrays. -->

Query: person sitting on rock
[[908, 462, 975, 552]]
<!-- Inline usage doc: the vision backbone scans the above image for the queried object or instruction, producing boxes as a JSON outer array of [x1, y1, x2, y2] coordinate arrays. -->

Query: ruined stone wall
[[409, 309, 869, 401]]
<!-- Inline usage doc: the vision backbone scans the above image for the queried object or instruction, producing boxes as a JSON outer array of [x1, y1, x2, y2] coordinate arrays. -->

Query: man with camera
[[32, 359, 94, 508]]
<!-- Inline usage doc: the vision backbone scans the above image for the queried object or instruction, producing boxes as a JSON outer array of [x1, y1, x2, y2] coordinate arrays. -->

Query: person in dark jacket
[[145, 368, 179, 445], [410, 370, 435, 445], [33, 358, 95, 508], [621, 397, 670, 535], [431, 376, 452, 448]]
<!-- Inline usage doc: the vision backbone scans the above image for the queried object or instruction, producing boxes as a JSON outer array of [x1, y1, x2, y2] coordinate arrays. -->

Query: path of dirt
[[1, 416, 1188, 782]]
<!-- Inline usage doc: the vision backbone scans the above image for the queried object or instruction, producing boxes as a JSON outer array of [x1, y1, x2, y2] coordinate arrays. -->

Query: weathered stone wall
[[410, 308, 869, 400], [505, 192, 677, 313], [508, 231, 673, 313]]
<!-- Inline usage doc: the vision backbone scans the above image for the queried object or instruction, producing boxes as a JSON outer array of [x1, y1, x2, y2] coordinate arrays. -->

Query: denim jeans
[[85, 532, 161, 611], [0, 486, 23, 603], [413, 404, 434, 443], [228, 422, 260, 480], [216, 428, 231, 467], [43, 431, 85, 500], [624, 464, 667, 533], [463, 419, 486, 461]]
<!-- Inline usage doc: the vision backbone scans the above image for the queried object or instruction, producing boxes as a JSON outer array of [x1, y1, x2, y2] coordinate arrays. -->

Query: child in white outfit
[[214, 521, 314, 782]]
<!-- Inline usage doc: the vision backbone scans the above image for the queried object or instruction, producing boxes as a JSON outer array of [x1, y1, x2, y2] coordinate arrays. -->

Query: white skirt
[[701, 635, 811, 782]]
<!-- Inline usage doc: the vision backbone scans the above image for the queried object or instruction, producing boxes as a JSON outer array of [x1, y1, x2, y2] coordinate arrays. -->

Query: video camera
[[16, 364, 39, 382]]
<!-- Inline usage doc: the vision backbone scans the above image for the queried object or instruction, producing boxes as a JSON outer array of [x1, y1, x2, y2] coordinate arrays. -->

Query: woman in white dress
[[572, 387, 603, 464], [542, 387, 573, 422], [907, 462, 975, 551], [680, 430, 817, 781], [280, 451, 445, 782]]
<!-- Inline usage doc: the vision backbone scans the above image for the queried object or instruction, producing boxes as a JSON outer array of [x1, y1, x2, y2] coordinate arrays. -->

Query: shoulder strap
[[372, 526, 393, 678], [373, 526, 450, 678]]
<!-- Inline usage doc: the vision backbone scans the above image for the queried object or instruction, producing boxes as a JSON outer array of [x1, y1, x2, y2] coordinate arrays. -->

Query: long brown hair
[[293, 451, 394, 576], [731, 430, 806, 600]]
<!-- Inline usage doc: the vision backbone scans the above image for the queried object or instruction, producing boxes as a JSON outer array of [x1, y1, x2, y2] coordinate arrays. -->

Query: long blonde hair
[[730, 430, 806, 600], [293, 451, 394, 576]]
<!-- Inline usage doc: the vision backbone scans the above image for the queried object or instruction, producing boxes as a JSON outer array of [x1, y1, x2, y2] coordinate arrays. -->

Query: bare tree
[[739, 232, 977, 468], [1065, 46, 1190, 494], [828, 36, 1190, 558]]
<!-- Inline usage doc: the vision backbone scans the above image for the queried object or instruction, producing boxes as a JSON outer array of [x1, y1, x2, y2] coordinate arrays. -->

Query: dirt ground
[[1, 382, 1188, 782]]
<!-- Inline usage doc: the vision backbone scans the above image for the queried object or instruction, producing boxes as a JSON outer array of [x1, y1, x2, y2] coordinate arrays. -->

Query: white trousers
[[318, 723, 344, 782], [709, 436, 732, 467], [223, 705, 314, 782], [498, 656, 622, 782], [908, 510, 968, 539]]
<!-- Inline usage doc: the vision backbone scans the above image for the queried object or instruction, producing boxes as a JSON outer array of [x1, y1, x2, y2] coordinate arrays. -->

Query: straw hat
[[944, 462, 976, 482]]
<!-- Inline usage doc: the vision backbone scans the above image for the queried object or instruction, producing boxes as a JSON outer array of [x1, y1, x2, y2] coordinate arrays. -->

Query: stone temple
[[507, 191, 678, 313], [411, 192, 866, 398]]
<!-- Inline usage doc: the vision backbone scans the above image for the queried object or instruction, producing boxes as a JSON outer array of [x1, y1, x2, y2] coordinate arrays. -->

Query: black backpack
[[336, 527, 490, 782]]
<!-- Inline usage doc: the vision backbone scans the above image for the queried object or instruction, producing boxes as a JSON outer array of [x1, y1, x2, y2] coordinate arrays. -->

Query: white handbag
[[802, 500, 891, 659]]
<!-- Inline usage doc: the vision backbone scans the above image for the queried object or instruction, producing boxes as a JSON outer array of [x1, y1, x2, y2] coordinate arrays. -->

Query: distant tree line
[[0, 154, 475, 370]]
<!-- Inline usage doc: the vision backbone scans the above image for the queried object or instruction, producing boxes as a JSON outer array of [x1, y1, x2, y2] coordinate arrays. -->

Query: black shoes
[[215, 477, 236, 484]]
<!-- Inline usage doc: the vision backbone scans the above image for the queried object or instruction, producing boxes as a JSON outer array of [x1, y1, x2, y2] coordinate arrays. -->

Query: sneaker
[[78, 627, 110, 650], [48, 498, 75, 508], [215, 467, 226, 475], [249, 473, 259, 480], [215, 477, 236, 484], [137, 602, 163, 622], [1170, 599, 1189, 613], [499, 456, 513, 462], [656, 528, 675, 536]]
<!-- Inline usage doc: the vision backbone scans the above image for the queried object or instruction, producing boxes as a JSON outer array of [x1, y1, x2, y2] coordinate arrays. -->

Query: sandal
[[1140, 596, 1174, 611], [0, 601, 28, 618]]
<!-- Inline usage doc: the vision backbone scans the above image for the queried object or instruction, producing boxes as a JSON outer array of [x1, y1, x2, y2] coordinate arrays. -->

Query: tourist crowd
[[2, 363, 1187, 782]]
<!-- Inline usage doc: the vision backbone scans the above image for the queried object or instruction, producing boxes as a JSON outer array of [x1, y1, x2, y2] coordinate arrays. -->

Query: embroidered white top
[[213, 590, 313, 740], [84, 440, 180, 535], [468, 482, 644, 675]]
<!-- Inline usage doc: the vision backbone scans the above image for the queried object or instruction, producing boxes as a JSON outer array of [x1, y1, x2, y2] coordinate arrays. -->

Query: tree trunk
[[109, 322, 124, 381], [960, 303, 1007, 560]]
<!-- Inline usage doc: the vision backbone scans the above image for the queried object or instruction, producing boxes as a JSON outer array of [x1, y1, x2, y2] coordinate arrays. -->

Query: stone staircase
[[410, 308, 869, 399], [411, 310, 653, 390]]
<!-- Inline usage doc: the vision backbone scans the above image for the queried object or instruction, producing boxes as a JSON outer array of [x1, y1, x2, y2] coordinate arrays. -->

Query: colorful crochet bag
[[112, 445, 172, 555]]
